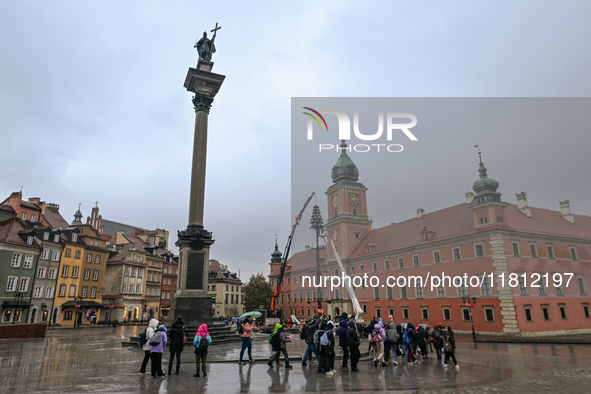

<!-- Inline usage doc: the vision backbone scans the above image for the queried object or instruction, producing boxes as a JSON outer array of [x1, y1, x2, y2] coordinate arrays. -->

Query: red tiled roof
[[0, 218, 35, 247], [43, 208, 71, 229], [20, 201, 42, 211], [349, 203, 475, 259], [504, 204, 591, 239]]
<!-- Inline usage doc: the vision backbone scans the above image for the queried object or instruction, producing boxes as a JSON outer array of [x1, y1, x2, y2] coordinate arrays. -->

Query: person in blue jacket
[[194, 324, 213, 377]]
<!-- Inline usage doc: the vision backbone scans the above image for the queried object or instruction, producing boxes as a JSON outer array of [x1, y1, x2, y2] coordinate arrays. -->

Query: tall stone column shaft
[[188, 110, 208, 227]]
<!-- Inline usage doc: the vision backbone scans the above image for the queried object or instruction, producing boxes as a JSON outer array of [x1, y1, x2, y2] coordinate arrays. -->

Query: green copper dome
[[472, 152, 502, 205], [331, 140, 359, 183], [472, 156, 499, 193], [72, 203, 83, 225], [271, 239, 282, 263]]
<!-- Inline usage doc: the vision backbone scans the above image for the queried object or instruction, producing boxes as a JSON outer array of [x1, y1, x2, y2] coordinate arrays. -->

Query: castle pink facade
[[270, 149, 591, 337]]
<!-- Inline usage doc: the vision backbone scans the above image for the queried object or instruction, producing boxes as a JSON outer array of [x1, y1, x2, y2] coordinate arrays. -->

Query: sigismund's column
[[170, 24, 225, 326]]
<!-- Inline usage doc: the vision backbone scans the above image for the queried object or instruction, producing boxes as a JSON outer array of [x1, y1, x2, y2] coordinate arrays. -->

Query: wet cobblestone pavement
[[1, 325, 590, 393]]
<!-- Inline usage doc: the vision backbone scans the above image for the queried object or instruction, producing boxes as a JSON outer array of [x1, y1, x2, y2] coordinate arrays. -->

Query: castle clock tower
[[325, 141, 372, 262]]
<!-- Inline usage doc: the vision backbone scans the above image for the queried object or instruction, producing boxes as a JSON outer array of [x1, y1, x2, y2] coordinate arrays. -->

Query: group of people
[[138, 316, 213, 378], [292, 313, 459, 376]]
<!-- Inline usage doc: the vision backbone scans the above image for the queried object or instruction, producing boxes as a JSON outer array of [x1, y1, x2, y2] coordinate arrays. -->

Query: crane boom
[[270, 192, 315, 314], [328, 239, 364, 320]]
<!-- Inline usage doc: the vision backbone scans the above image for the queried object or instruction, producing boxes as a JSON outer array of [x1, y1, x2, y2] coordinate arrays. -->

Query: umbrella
[[239, 311, 262, 321]]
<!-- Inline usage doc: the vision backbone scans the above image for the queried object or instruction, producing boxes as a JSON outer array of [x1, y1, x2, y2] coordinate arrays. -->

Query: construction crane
[[270, 192, 315, 317]]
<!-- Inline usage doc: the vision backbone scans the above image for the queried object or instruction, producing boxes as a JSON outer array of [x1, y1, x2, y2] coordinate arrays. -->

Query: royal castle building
[[270, 146, 591, 337]]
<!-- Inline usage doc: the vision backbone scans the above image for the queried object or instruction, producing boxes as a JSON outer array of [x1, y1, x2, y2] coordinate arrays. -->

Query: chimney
[[516, 192, 532, 218], [465, 192, 474, 204], [416, 208, 425, 219], [304, 245, 310, 251], [559, 200, 575, 224]]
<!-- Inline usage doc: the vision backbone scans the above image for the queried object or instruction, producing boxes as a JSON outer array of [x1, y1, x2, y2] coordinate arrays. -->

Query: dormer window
[[27, 236, 33, 245], [43, 232, 49, 240], [21, 212, 27, 220], [31, 214, 36, 222], [54, 234, 59, 242], [72, 233, 78, 242], [424, 234, 429, 241]]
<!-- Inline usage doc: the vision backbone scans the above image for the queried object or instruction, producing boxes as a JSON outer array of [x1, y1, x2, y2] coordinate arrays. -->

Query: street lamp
[[141, 299, 147, 324], [12, 292, 24, 324], [461, 295, 478, 342]]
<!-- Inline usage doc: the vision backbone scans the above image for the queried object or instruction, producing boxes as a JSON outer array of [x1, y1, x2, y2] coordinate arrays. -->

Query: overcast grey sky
[[2, 1, 591, 282]]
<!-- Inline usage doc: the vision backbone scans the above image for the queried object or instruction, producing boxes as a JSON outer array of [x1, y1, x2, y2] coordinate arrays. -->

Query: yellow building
[[51, 207, 109, 326], [207, 259, 244, 319]]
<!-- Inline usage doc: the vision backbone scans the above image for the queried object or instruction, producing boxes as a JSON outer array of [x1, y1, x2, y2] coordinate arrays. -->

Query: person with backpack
[[443, 326, 459, 368], [371, 321, 387, 367], [337, 319, 349, 369], [302, 317, 321, 366], [426, 325, 434, 353], [403, 322, 417, 364], [238, 317, 254, 365], [168, 316, 187, 375], [315, 322, 328, 373], [149, 324, 168, 378], [386, 322, 399, 366], [417, 325, 428, 359], [194, 324, 212, 377], [320, 321, 336, 375], [432, 324, 443, 361], [345, 320, 360, 371], [139, 318, 159, 374], [267, 324, 283, 367]]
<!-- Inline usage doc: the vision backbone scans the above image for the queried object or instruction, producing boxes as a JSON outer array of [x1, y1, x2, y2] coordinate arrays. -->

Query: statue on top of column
[[195, 23, 221, 62]]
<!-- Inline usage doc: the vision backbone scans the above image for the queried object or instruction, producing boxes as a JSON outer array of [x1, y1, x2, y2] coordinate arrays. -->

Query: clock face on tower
[[332, 195, 339, 207], [349, 193, 359, 206]]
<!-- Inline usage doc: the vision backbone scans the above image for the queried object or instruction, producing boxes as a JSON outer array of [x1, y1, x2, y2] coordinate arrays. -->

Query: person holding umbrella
[[239, 317, 254, 365]]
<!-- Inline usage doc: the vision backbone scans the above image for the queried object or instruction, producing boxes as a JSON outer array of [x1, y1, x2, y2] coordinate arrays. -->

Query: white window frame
[[433, 250, 441, 264], [41, 249, 49, 260], [11, 253, 22, 267], [72, 266, 79, 278], [19, 277, 30, 292], [452, 247, 462, 261], [51, 250, 59, 261], [6, 276, 17, 292], [27, 236, 34, 245], [413, 254, 419, 266], [93, 270, 99, 281], [95, 255, 101, 264], [48, 268, 57, 280], [43, 232, 49, 240], [398, 257, 404, 268], [45, 286, 54, 299], [23, 254, 33, 269], [54, 234, 59, 242], [34, 285, 43, 298], [75, 250, 81, 259], [86, 253, 92, 263], [474, 243, 485, 257], [37, 267, 46, 278], [68, 285, 76, 297], [81, 286, 88, 298], [72, 233, 78, 242], [59, 284, 66, 297], [90, 287, 97, 298], [84, 269, 91, 280]]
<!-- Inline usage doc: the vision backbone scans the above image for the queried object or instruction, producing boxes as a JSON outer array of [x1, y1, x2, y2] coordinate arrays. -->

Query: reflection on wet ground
[[0, 325, 590, 393]]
